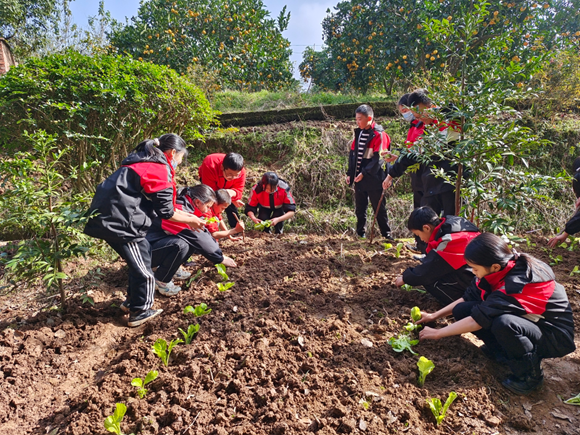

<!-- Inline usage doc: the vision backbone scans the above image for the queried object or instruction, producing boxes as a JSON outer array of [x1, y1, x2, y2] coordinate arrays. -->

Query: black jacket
[[346, 123, 390, 191], [84, 149, 175, 242]]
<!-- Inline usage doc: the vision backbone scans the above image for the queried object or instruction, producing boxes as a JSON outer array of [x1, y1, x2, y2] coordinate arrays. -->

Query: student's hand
[[415, 311, 436, 325], [419, 326, 441, 340], [382, 175, 393, 190], [270, 217, 281, 226], [394, 276, 404, 287], [346, 176, 350, 185], [548, 232, 568, 248], [251, 217, 262, 224], [188, 215, 205, 231], [576, 197, 580, 209], [232, 199, 244, 208], [221, 256, 237, 267], [228, 235, 242, 241], [235, 221, 245, 232], [354, 173, 364, 183]]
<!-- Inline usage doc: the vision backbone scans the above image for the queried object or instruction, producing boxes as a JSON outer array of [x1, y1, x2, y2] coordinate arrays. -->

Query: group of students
[[84, 134, 295, 327], [347, 89, 576, 395], [83, 89, 577, 396]]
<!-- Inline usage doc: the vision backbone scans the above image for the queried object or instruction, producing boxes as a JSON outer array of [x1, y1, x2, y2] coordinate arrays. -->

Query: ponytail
[[407, 206, 441, 231], [133, 133, 188, 159], [186, 184, 217, 205]]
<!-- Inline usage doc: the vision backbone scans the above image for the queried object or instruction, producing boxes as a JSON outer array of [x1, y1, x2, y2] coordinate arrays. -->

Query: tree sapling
[[183, 303, 212, 317], [417, 356, 435, 387], [104, 403, 134, 435], [152, 338, 183, 367], [428, 391, 458, 425], [131, 370, 158, 399], [178, 324, 200, 344]]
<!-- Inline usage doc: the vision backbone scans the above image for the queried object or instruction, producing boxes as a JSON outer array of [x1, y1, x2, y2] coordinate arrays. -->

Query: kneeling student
[[417, 233, 575, 395], [394, 206, 480, 305], [245, 172, 296, 234], [205, 189, 245, 240], [146, 184, 237, 296]]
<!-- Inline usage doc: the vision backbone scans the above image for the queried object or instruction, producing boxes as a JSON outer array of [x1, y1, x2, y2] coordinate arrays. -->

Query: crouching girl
[[417, 233, 575, 395]]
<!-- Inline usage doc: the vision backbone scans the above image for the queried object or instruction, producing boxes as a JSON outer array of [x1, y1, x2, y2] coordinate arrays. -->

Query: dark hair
[[407, 207, 441, 231], [408, 89, 432, 108], [464, 233, 551, 277], [572, 156, 580, 173], [134, 133, 188, 159], [223, 152, 244, 171], [261, 172, 279, 190], [215, 189, 231, 205], [186, 184, 216, 204], [355, 104, 374, 118], [397, 93, 410, 107]]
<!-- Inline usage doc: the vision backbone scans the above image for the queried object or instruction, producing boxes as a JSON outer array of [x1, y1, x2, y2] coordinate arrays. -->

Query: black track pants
[[149, 235, 195, 283], [421, 190, 456, 217], [225, 203, 240, 229], [354, 186, 391, 238], [106, 238, 155, 312], [256, 206, 285, 234], [423, 277, 467, 306]]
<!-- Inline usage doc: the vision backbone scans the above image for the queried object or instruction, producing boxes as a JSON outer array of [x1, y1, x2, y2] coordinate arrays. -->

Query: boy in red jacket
[[198, 152, 246, 228], [205, 189, 245, 240]]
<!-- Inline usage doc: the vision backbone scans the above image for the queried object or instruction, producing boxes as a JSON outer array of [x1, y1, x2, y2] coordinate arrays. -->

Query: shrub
[[0, 50, 216, 191]]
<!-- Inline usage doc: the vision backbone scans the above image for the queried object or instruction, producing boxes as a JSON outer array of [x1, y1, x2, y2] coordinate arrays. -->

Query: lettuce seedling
[[204, 216, 219, 224], [417, 356, 435, 387], [404, 322, 421, 332], [131, 370, 158, 399], [254, 220, 273, 231], [388, 333, 419, 355], [564, 392, 580, 405], [411, 306, 422, 322], [401, 284, 427, 294], [152, 338, 183, 367], [428, 391, 457, 425], [178, 323, 200, 344], [104, 403, 133, 435], [183, 303, 212, 317], [186, 269, 203, 286], [217, 282, 235, 292], [215, 264, 229, 281], [393, 242, 404, 258]]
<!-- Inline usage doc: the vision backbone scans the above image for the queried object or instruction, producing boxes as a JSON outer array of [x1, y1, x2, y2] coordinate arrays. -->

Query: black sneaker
[[502, 373, 544, 395], [384, 234, 395, 242], [120, 299, 130, 314], [405, 243, 420, 253], [412, 254, 426, 260], [128, 309, 163, 327]]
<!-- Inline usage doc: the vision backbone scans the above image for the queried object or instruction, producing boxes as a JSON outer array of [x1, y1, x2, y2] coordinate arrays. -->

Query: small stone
[[485, 416, 501, 427], [54, 329, 66, 339], [359, 419, 368, 431], [46, 318, 55, 326], [304, 389, 310, 395], [361, 338, 373, 348], [233, 306, 238, 312], [297, 336, 305, 347]]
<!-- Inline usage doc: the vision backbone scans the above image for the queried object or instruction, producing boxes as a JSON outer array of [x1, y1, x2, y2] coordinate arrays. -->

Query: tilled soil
[[1, 233, 580, 435]]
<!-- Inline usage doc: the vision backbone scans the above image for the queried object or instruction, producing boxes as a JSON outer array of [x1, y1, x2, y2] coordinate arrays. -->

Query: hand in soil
[[221, 256, 237, 267], [394, 276, 404, 287], [419, 325, 442, 340]]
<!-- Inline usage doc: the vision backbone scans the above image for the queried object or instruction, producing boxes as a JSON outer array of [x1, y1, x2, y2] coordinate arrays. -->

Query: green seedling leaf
[[564, 392, 580, 405], [417, 356, 435, 387], [217, 282, 235, 292], [388, 333, 419, 355], [152, 338, 183, 367], [570, 266, 580, 277], [215, 263, 229, 281], [393, 242, 404, 258], [104, 403, 127, 434], [404, 322, 421, 332], [401, 284, 427, 294], [178, 323, 200, 345], [131, 369, 158, 398], [254, 220, 273, 231], [186, 269, 203, 286], [205, 216, 219, 224], [184, 302, 212, 317], [428, 391, 458, 425], [411, 306, 422, 322], [383, 242, 393, 250]]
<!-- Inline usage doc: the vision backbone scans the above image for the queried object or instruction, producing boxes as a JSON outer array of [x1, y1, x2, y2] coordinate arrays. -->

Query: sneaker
[[413, 254, 426, 260], [173, 266, 191, 281], [128, 309, 163, 327], [120, 299, 130, 314], [502, 373, 544, 395], [384, 234, 395, 242], [156, 280, 181, 296]]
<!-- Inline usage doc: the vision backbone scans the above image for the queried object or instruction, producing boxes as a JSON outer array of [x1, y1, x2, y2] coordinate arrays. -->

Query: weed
[[152, 338, 183, 367], [178, 324, 200, 344], [186, 269, 203, 286], [131, 370, 158, 399], [428, 392, 458, 425], [183, 303, 212, 317]]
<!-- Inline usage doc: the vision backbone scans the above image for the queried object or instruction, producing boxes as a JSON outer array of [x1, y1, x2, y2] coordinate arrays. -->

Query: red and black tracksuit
[[561, 169, 580, 236], [147, 190, 224, 282], [84, 149, 176, 312], [346, 122, 392, 238], [198, 153, 246, 228], [244, 179, 296, 234], [454, 257, 575, 378], [402, 216, 480, 305]]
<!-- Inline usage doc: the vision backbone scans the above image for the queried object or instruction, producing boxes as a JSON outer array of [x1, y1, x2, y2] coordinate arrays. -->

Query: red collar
[[425, 218, 446, 254], [479, 260, 516, 290]]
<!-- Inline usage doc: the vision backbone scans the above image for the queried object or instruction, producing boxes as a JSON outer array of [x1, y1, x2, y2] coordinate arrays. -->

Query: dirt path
[[1, 233, 579, 434]]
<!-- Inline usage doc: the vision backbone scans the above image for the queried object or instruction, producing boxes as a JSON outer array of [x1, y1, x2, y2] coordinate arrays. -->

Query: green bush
[[0, 50, 216, 191]]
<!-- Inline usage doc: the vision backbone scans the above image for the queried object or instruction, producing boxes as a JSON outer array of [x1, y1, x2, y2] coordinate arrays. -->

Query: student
[[146, 184, 237, 296], [383, 89, 459, 218], [198, 152, 246, 228], [205, 189, 245, 240], [548, 156, 580, 247], [394, 207, 480, 305], [417, 233, 575, 395], [245, 172, 296, 234], [346, 104, 394, 240], [84, 134, 204, 327]]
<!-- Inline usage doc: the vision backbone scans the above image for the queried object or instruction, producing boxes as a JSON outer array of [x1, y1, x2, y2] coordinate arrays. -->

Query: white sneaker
[[173, 266, 191, 280], [156, 280, 181, 296]]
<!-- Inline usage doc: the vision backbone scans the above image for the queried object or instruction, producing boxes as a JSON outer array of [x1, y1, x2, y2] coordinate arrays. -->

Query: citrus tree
[[301, 0, 580, 93], [110, 0, 295, 91]]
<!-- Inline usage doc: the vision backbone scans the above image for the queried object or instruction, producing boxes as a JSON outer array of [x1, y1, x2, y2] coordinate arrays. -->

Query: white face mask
[[402, 111, 415, 122]]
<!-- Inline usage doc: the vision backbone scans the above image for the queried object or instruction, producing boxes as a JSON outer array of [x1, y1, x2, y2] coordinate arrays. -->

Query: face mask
[[402, 111, 415, 122], [171, 159, 178, 169]]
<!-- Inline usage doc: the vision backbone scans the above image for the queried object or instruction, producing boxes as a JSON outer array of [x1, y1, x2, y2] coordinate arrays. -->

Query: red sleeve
[[198, 159, 219, 191], [369, 132, 390, 153], [247, 185, 259, 207]]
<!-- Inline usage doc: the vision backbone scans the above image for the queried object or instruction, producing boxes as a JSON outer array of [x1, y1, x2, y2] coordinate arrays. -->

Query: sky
[[69, 0, 338, 80]]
